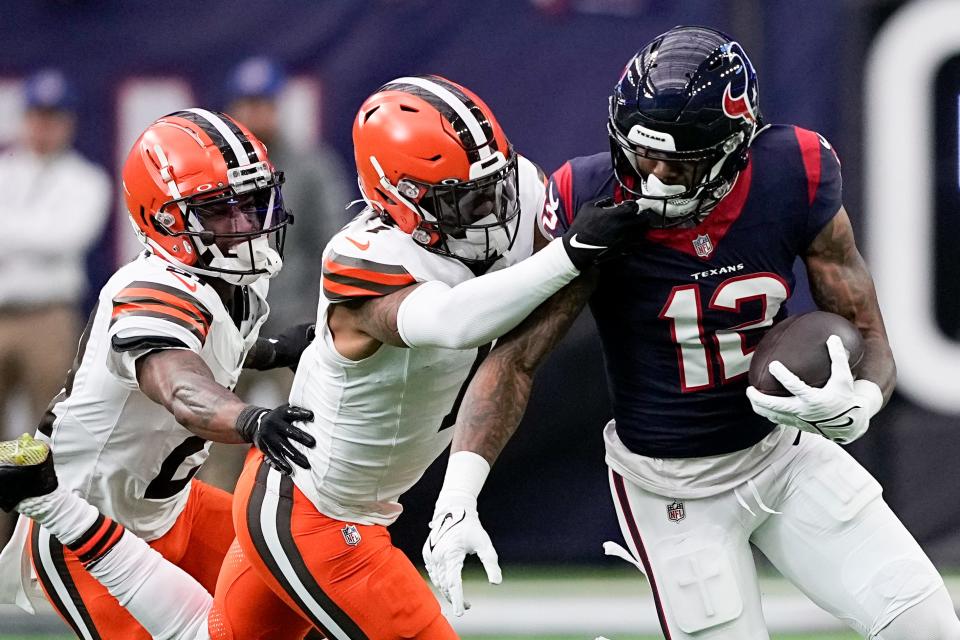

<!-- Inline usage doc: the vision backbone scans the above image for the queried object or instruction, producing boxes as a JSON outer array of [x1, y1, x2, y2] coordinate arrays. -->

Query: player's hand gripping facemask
[[746, 335, 883, 444]]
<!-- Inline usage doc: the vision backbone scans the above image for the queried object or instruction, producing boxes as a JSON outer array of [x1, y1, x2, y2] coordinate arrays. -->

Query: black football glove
[[235, 404, 316, 475], [245, 322, 316, 372], [561, 197, 647, 270]]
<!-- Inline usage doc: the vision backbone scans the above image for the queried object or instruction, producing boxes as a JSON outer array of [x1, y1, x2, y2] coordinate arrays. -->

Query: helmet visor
[[418, 155, 520, 236], [159, 173, 289, 275], [406, 154, 521, 267], [188, 183, 288, 237]]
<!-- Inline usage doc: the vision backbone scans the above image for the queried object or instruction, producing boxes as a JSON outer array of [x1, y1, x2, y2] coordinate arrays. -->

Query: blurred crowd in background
[[0, 58, 355, 547], [1, 0, 959, 571]]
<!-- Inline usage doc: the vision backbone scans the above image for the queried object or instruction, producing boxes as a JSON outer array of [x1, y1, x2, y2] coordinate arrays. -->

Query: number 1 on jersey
[[659, 273, 789, 392]]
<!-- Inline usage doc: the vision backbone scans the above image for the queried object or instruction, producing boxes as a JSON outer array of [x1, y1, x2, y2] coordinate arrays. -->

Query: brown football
[[748, 311, 864, 396]]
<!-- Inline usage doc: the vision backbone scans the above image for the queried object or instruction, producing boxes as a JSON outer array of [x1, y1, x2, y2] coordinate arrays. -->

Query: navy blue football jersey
[[540, 125, 842, 458]]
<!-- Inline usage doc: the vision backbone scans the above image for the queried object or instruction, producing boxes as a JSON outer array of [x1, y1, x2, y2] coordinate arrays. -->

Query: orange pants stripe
[[229, 451, 457, 640]]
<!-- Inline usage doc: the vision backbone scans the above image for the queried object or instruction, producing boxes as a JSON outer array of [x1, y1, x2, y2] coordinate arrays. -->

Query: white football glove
[[422, 494, 501, 616], [746, 334, 883, 445]]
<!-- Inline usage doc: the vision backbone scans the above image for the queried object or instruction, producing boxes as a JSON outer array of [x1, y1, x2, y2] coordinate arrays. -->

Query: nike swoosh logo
[[802, 405, 862, 433], [171, 273, 198, 292], [428, 511, 466, 552], [347, 237, 370, 251], [567, 234, 606, 251]]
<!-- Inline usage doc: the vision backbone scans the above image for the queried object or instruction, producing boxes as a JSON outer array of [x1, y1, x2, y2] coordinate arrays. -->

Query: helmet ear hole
[[151, 210, 177, 237]]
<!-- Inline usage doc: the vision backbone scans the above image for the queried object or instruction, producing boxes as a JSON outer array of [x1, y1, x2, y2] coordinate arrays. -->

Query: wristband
[[853, 379, 883, 418], [437, 451, 491, 510]]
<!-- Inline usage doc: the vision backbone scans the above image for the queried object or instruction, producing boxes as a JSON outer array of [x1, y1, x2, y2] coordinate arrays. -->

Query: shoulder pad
[[110, 269, 214, 345]]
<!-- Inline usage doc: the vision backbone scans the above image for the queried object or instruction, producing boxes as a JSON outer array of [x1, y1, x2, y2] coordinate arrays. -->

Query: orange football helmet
[[122, 109, 288, 285], [353, 75, 520, 270]]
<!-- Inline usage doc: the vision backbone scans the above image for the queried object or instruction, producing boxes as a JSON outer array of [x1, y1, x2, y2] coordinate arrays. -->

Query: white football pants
[[607, 429, 957, 639]]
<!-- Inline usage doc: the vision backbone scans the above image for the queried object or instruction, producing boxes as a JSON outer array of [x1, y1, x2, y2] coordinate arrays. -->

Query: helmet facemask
[[608, 120, 746, 228], [156, 162, 289, 285], [371, 151, 522, 272]]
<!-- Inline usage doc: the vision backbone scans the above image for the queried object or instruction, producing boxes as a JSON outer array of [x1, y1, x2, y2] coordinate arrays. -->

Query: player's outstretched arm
[[422, 271, 597, 615], [803, 206, 896, 402], [136, 349, 315, 473], [137, 349, 248, 442], [328, 198, 642, 361], [451, 271, 598, 463]]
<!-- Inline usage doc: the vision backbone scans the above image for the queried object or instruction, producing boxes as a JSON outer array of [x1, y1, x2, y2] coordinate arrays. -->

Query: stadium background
[[1, 0, 959, 637]]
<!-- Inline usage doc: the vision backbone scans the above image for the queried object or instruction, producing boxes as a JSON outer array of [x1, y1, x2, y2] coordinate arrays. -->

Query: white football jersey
[[289, 155, 544, 526], [41, 252, 268, 539], [0, 252, 269, 609]]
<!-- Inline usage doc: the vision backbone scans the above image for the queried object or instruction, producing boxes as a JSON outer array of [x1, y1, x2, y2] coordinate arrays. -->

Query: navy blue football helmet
[[608, 26, 762, 227]]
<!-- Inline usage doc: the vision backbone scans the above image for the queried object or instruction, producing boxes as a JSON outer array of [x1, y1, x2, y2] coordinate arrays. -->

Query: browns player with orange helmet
[[0, 77, 648, 640], [0, 108, 317, 639], [122, 109, 287, 285], [213, 75, 646, 639]]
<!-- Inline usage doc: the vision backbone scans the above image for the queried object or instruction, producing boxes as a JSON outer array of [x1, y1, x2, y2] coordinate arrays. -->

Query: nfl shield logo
[[341, 524, 362, 547], [692, 234, 714, 258], [666, 500, 685, 523]]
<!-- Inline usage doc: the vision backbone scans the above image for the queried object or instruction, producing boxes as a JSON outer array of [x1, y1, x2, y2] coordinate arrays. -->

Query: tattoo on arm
[[804, 207, 896, 402], [136, 349, 247, 443], [345, 285, 421, 347], [451, 272, 598, 463]]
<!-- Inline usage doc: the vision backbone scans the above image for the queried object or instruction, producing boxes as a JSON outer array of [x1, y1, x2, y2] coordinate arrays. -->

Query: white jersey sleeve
[[319, 153, 545, 306], [105, 267, 216, 387], [320, 212, 477, 305]]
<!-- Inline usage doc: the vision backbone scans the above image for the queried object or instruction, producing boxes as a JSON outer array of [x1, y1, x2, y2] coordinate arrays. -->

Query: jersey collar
[[643, 156, 753, 259]]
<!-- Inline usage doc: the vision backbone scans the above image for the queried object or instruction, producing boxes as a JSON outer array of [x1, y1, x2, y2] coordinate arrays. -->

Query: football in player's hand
[[748, 311, 864, 396]]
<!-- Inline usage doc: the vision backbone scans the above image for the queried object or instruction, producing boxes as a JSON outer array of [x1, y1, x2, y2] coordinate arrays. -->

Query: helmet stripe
[[186, 108, 256, 167], [218, 112, 263, 165], [380, 76, 493, 163], [167, 109, 241, 168], [424, 75, 497, 151]]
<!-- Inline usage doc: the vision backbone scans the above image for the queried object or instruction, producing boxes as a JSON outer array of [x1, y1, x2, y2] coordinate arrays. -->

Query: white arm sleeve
[[397, 238, 578, 349]]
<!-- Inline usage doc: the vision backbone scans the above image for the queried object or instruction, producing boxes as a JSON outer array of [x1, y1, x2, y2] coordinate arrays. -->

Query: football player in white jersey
[[0, 110, 317, 639], [0, 76, 648, 640]]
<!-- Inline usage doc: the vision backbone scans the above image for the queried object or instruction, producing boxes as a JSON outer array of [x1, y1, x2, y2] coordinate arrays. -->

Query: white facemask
[[442, 212, 518, 264], [206, 236, 283, 286]]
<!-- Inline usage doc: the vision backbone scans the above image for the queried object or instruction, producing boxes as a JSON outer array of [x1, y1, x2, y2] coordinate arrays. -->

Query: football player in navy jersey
[[424, 26, 960, 639]]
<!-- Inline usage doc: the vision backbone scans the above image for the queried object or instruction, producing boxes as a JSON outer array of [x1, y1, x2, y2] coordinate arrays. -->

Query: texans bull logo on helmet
[[720, 42, 759, 125]]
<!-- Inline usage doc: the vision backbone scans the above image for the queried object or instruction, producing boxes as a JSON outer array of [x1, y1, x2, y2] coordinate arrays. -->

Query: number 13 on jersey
[[659, 273, 790, 392]]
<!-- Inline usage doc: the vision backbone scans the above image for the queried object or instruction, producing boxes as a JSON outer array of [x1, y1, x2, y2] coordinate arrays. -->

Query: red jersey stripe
[[794, 127, 822, 206]]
